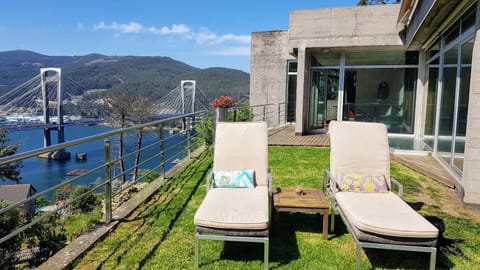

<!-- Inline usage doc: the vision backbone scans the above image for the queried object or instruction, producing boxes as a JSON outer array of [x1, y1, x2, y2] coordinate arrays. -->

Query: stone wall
[[462, 26, 480, 205]]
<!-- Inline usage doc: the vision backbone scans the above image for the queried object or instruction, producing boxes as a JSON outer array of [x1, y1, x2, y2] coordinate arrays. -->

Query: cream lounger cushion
[[335, 191, 439, 238], [194, 186, 269, 230]]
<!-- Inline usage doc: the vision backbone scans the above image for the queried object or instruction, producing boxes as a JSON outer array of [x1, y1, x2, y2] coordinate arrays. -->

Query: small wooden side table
[[273, 187, 330, 240]]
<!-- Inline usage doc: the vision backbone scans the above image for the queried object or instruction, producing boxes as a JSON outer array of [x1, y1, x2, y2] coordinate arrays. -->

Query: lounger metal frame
[[323, 170, 437, 270], [195, 170, 272, 270]]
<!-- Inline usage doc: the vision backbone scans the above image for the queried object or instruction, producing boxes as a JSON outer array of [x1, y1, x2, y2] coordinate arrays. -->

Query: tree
[[130, 96, 156, 182], [103, 90, 136, 183], [358, 0, 400, 5], [0, 128, 21, 183], [103, 90, 157, 183]]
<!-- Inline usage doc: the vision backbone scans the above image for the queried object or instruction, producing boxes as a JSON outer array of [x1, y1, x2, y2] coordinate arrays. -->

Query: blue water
[[3, 125, 186, 193]]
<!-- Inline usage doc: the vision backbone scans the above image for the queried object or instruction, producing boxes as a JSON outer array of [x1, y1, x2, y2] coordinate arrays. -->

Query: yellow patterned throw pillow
[[336, 172, 389, 193]]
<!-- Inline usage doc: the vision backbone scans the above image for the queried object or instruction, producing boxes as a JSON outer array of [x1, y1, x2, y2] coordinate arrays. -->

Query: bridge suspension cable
[[0, 73, 96, 116], [154, 83, 211, 115], [0, 70, 212, 117]]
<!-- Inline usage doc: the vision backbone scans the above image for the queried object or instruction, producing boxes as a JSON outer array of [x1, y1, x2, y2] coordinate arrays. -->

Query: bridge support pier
[[39, 68, 70, 160]]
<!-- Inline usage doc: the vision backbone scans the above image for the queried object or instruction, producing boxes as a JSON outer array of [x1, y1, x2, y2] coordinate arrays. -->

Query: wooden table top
[[273, 187, 329, 210]]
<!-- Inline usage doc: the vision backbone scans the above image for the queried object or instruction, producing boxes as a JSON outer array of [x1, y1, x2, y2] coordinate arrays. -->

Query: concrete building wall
[[288, 4, 404, 51], [250, 31, 294, 126], [462, 26, 480, 205], [295, 47, 311, 135]]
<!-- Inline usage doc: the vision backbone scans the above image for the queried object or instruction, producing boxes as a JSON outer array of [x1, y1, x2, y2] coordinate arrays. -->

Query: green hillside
[[0, 50, 249, 101]]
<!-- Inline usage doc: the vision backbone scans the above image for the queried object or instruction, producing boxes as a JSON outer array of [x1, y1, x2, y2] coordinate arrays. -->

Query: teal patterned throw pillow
[[213, 170, 255, 188]]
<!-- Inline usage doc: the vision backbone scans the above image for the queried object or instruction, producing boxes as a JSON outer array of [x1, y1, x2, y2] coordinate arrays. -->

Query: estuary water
[[2, 125, 186, 193]]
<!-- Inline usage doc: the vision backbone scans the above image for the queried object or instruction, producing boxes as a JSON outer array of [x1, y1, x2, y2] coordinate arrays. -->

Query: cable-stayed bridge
[[154, 80, 211, 115], [0, 69, 212, 120], [0, 68, 212, 157]]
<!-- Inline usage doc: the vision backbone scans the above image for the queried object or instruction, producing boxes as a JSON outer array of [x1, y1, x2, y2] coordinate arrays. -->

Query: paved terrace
[[267, 125, 457, 189]]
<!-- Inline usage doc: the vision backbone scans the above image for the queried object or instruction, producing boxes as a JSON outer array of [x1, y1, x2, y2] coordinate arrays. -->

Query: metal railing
[[0, 111, 208, 249], [217, 102, 288, 127], [0, 101, 289, 266]]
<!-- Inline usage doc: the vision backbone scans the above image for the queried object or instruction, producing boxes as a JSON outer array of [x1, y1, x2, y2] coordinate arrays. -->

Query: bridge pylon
[[181, 80, 196, 130], [39, 68, 70, 160]]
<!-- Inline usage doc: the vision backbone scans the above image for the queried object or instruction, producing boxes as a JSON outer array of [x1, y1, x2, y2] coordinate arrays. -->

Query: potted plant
[[210, 96, 235, 122]]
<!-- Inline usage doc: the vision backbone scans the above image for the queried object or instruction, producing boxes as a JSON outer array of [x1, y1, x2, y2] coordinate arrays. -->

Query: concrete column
[[413, 51, 427, 147], [462, 27, 480, 204], [295, 47, 311, 135]]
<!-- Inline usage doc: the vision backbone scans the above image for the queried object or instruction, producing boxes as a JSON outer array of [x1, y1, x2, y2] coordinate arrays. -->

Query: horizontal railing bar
[[129, 153, 162, 173], [138, 140, 161, 152], [0, 111, 205, 166], [163, 138, 188, 153], [0, 162, 108, 215], [164, 132, 185, 141]]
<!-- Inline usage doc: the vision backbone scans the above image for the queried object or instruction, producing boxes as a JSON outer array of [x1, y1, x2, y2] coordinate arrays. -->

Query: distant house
[[0, 184, 37, 218]]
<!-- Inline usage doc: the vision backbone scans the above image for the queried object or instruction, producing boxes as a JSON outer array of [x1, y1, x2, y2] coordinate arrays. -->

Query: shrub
[[35, 196, 51, 208], [0, 200, 21, 267], [25, 214, 66, 266], [193, 112, 213, 147], [68, 186, 99, 214], [54, 183, 75, 202]]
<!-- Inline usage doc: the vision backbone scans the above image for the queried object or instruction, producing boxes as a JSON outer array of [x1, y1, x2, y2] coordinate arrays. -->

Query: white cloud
[[93, 21, 249, 46], [160, 24, 190, 34], [93, 21, 142, 33], [210, 46, 250, 56], [217, 34, 250, 44]]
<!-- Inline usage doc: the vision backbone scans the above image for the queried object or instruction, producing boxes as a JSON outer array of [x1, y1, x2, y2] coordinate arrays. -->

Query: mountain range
[[0, 50, 250, 101]]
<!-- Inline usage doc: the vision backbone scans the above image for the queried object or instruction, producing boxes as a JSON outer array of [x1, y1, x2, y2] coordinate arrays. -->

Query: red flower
[[210, 96, 236, 108]]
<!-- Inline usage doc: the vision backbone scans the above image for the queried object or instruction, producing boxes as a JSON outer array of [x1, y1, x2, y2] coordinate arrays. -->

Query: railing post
[[263, 105, 266, 122], [186, 117, 191, 159], [233, 109, 238, 122], [159, 124, 166, 179], [201, 113, 207, 146], [104, 139, 112, 224]]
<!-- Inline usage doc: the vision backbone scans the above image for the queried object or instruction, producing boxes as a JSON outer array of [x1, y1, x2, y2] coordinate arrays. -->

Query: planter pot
[[216, 107, 228, 122]]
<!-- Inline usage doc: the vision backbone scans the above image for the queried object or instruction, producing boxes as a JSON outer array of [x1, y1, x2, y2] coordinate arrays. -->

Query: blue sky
[[0, 1, 360, 72]]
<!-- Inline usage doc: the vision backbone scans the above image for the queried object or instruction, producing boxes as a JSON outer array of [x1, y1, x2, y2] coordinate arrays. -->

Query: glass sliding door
[[287, 61, 297, 122], [438, 46, 458, 164], [341, 51, 418, 134], [342, 67, 417, 133], [424, 63, 439, 149], [423, 6, 475, 176], [453, 39, 473, 171], [308, 70, 338, 129]]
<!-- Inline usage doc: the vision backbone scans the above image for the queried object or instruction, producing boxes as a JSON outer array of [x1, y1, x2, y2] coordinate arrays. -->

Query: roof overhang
[[403, 0, 476, 49]]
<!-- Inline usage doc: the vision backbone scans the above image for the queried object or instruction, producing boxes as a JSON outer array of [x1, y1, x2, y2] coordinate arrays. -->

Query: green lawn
[[73, 146, 480, 269]]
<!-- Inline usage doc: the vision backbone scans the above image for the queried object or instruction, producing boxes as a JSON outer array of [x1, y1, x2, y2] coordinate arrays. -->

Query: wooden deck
[[392, 155, 457, 188], [268, 125, 457, 189], [268, 125, 329, 146]]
